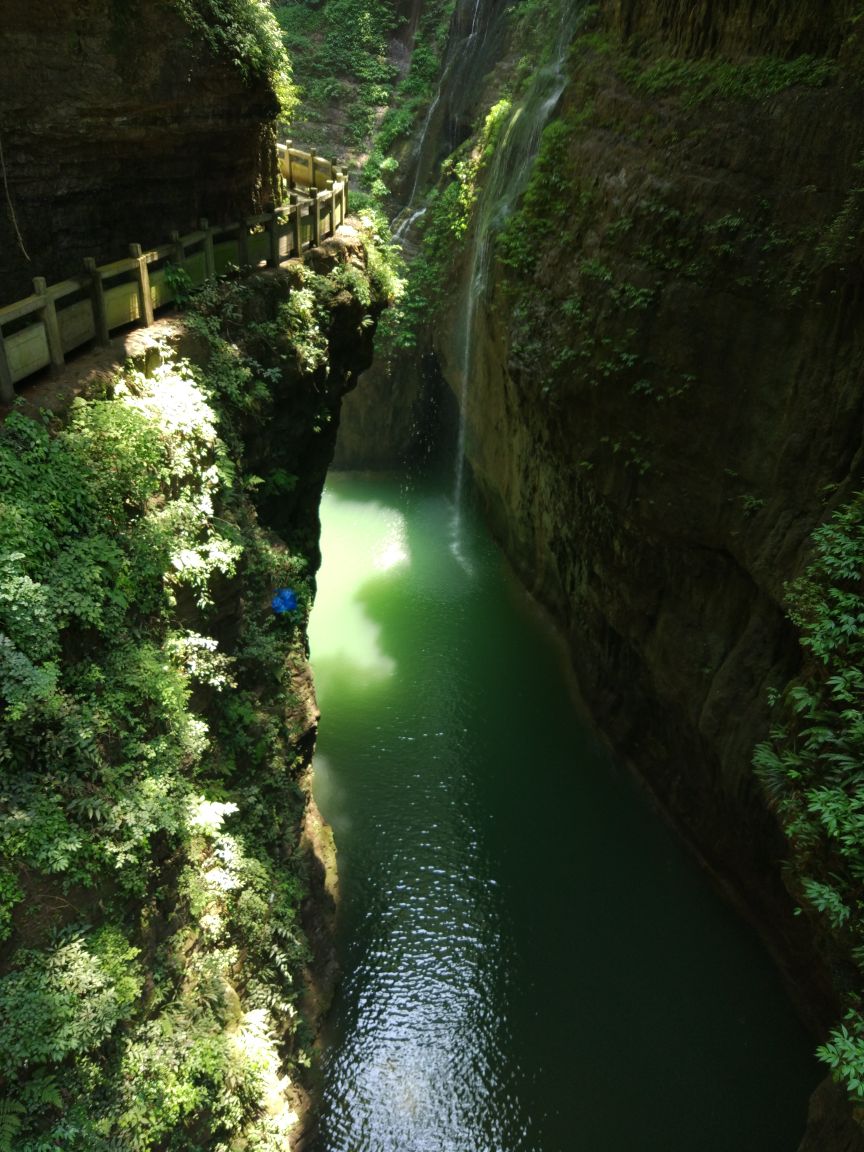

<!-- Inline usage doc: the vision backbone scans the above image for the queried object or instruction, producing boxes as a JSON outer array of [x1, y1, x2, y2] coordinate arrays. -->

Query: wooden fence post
[[85, 257, 110, 345], [0, 333, 14, 404], [336, 172, 345, 226], [324, 181, 334, 237], [33, 277, 64, 372], [265, 203, 279, 268], [285, 139, 293, 188], [310, 188, 321, 247], [200, 219, 215, 278], [289, 194, 301, 256], [170, 230, 185, 266], [129, 243, 154, 326], [238, 221, 250, 267], [168, 231, 186, 302]]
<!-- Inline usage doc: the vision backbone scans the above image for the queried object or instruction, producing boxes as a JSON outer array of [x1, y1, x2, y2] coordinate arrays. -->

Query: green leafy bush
[[0, 928, 142, 1076]]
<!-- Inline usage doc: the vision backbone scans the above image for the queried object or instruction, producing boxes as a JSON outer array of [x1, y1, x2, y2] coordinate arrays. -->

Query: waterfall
[[391, 0, 505, 243], [393, 205, 427, 244], [450, 0, 583, 557], [391, 96, 441, 240]]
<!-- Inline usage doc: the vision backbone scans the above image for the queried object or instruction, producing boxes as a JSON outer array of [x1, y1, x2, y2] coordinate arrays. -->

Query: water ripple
[[309, 474, 817, 1152]]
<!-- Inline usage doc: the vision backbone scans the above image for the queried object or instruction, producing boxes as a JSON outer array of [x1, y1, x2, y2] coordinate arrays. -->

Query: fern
[[0, 1098, 24, 1152], [21, 1070, 63, 1111]]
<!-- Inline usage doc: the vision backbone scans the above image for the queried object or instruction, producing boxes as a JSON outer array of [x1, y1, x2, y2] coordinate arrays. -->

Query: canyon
[[3, 0, 864, 1146]]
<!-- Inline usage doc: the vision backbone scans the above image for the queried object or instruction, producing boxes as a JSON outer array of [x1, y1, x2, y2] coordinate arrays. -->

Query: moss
[[625, 51, 837, 104]]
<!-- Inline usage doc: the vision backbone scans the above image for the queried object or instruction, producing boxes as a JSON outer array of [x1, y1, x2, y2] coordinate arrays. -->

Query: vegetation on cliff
[[0, 238, 387, 1151], [274, 0, 400, 150], [497, 12, 847, 407], [273, 0, 455, 162], [172, 0, 298, 114], [756, 498, 864, 1106]]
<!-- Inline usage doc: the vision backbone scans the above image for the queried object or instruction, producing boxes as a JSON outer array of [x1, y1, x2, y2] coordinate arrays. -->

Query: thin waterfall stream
[[307, 467, 817, 1152], [391, 0, 504, 238], [450, 0, 581, 552]]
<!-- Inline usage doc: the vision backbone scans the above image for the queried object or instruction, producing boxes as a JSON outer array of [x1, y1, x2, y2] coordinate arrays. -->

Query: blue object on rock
[[271, 588, 299, 614]]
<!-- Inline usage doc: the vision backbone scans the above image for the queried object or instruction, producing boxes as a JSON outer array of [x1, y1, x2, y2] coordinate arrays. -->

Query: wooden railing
[[0, 144, 349, 403]]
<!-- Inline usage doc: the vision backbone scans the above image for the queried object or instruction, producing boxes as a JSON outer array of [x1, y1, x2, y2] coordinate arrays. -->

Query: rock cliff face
[[420, 0, 864, 1123], [608, 0, 854, 58], [798, 1075, 864, 1152], [0, 0, 279, 301]]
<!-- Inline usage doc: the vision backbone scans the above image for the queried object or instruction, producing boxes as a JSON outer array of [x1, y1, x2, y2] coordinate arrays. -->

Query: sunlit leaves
[[0, 928, 142, 1076], [172, 0, 298, 116]]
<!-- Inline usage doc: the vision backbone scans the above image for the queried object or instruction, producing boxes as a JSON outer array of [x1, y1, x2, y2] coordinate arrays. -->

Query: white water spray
[[393, 205, 427, 244]]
